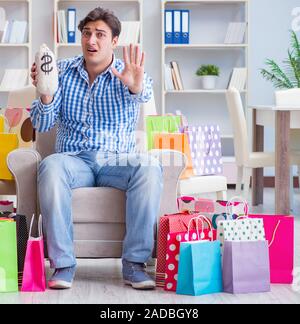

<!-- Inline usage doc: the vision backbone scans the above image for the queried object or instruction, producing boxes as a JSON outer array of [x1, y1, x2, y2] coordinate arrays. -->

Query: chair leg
[[217, 190, 227, 201], [242, 167, 252, 201], [290, 166, 295, 211], [236, 166, 243, 195]]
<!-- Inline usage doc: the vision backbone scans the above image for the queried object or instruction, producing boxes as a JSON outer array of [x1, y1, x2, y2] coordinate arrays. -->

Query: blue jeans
[[38, 151, 163, 269]]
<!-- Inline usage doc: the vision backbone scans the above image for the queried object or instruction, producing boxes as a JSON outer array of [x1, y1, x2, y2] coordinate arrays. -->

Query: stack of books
[[165, 61, 184, 91], [118, 21, 140, 45], [0, 69, 28, 91]]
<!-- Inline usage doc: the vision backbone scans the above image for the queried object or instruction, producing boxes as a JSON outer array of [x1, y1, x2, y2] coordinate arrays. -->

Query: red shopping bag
[[21, 214, 46, 292], [156, 212, 202, 287], [249, 214, 294, 284], [165, 215, 216, 291]]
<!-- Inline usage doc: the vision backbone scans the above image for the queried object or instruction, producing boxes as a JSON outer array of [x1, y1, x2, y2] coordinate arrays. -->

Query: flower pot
[[200, 76, 218, 90]]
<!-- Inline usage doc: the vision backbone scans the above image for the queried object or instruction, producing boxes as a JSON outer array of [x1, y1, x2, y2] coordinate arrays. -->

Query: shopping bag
[[146, 115, 182, 150], [176, 216, 222, 296], [185, 125, 223, 176], [3, 107, 35, 148], [0, 200, 14, 212], [0, 212, 28, 286], [154, 132, 194, 179], [0, 220, 18, 292], [223, 240, 271, 294], [217, 197, 265, 252], [249, 214, 294, 284], [156, 211, 202, 287], [165, 215, 216, 291], [21, 214, 46, 292], [0, 133, 18, 180], [177, 197, 246, 229]]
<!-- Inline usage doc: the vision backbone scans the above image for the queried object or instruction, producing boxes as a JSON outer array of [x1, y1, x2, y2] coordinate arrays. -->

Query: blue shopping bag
[[176, 239, 222, 296]]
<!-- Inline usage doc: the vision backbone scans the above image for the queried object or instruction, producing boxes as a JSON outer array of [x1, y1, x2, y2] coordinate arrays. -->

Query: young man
[[30, 7, 162, 290]]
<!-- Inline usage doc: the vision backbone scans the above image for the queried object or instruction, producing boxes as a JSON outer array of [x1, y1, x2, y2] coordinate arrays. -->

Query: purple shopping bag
[[21, 214, 46, 292], [223, 241, 270, 294], [185, 125, 223, 176]]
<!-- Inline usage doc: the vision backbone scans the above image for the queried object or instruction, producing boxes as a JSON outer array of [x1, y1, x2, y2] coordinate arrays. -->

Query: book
[[8, 21, 27, 43], [57, 10, 67, 43], [119, 21, 140, 45], [228, 68, 247, 91], [224, 22, 247, 44], [171, 61, 184, 90], [0, 69, 28, 91], [164, 63, 174, 91]]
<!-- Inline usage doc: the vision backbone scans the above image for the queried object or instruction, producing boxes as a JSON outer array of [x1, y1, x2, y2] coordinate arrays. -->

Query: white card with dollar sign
[[35, 43, 58, 96]]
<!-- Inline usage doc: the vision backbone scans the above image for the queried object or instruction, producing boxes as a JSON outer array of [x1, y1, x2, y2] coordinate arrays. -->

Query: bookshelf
[[53, 0, 143, 60], [161, 0, 249, 184], [0, 0, 32, 98]]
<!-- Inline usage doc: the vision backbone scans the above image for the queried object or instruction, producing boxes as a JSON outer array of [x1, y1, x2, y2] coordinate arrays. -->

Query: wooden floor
[[0, 189, 300, 304]]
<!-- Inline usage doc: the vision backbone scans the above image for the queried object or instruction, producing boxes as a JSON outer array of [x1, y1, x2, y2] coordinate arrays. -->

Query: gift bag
[[21, 214, 46, 292], [185, 125, 223, 176], [0, 200, 14, 212], [154, 133, 194, 179], [156, 211, 203, 288], [146, 115, 182, 150], [249, 214, 294, 284], [217, 197, 265, 253], [223, 240, 271, 294], [165, 215, 215, 292], [177, 197, 246, 229], [0, 219, 18, 292], [176, 217, 222, 296], [0, 133, 18, 180], [0, 212, 28, 286], [3, 107, 35, 148]]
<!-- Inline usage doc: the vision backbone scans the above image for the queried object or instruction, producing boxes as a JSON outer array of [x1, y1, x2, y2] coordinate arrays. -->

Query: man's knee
[[38, 153, 69, 182]]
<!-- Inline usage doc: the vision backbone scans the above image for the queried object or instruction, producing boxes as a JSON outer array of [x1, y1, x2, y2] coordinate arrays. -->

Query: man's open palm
[[111, 44, 145, 94]]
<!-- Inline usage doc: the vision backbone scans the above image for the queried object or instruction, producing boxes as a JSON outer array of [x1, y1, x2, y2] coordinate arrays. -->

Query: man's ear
[[112, 36, 119, 49]]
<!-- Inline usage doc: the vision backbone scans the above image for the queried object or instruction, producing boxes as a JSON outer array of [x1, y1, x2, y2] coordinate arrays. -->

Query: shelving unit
[[53, 0, 143, 60], [161, 0, 249, 184], [0, 0, 32, 100]]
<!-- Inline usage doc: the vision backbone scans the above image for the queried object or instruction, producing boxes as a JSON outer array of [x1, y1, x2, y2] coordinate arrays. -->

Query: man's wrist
[[128, 86, 142, 95], [41, 95, 54, 105]]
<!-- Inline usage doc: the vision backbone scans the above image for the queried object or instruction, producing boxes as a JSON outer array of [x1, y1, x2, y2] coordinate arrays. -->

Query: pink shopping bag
[[21, 214, 46, 292], [249, 214, 294, 284]]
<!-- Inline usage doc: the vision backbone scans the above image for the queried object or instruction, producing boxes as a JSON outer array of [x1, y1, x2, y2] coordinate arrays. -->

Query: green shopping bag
[[0, 220, 18, 292], [146, 115, 182, 150]]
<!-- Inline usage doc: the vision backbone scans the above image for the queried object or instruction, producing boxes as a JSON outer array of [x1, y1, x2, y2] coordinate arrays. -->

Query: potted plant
[[260, 30, 300, 89], [196, 64, 220, 90]]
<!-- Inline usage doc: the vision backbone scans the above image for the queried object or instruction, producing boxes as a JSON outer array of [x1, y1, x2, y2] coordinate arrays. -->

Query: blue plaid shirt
[[30, 55, 153, 153]]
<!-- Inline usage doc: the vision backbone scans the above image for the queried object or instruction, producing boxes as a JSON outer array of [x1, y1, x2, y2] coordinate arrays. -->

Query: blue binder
[[165, 10, 173, 44], [67, 8, 76, 43], [173, 10, 181, 44], [181, 10, 190, 44]]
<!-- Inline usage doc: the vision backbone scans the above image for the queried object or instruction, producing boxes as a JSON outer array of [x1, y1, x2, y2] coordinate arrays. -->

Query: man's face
[[81, 20, 118, 66]]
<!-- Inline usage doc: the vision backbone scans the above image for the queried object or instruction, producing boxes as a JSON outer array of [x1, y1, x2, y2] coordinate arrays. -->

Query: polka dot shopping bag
[[164, 215, 216, 292]]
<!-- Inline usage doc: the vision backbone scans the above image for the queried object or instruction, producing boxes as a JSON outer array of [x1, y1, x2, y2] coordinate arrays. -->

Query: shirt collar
[[71, 54, 117, 78]]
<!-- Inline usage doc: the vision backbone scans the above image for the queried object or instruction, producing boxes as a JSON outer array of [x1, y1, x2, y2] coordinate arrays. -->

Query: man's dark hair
[[78, 7, 121, 38]]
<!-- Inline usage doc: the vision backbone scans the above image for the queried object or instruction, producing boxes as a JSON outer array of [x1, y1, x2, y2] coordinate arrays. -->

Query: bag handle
[[187, 215, 213, 242], [268, 220, 281, 248], [29, 214, 43, 239], [226, 196, 249, 220]]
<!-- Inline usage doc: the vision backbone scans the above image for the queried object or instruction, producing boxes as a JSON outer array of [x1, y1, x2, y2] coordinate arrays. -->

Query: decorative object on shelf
[[196, 64, 220, 90], [260, 30, 300, 89], [35, 43, 58, 96], [224, 22, 247, 44]]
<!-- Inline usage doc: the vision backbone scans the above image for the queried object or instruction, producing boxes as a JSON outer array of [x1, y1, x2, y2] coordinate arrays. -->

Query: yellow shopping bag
[[0, 133, 18, 180]]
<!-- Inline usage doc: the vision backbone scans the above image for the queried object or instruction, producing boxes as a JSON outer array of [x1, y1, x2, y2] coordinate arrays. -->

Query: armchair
[[7, 91, 186, 258]]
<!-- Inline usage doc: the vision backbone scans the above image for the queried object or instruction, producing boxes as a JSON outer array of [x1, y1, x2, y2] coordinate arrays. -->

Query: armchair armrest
[[149, 149, 187, 216], [7, 148, 41, 222]]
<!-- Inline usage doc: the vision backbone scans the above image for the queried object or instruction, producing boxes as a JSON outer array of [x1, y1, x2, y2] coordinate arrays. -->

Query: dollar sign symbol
[[41, 52, 53, 75]]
